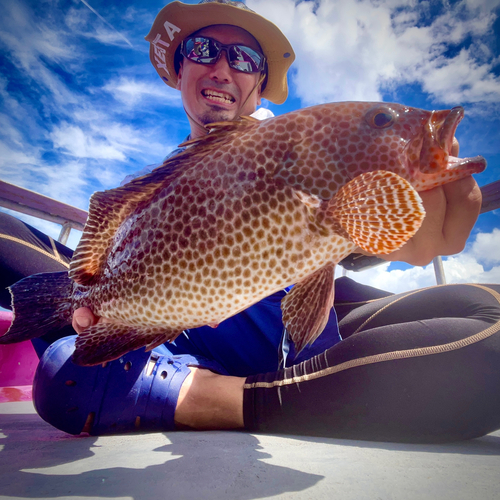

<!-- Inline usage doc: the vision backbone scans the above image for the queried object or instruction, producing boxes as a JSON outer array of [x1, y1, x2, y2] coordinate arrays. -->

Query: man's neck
[[188, 117, 210, 139], [188, 108, 274, 139]]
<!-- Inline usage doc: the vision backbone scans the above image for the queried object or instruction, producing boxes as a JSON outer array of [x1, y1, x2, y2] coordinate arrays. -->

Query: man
[[8, 0, 500, 441], [71, 0, 343, 377]]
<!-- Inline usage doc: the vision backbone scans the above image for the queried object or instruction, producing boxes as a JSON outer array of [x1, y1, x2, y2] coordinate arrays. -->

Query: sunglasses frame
[[180, 36, 266, 74]]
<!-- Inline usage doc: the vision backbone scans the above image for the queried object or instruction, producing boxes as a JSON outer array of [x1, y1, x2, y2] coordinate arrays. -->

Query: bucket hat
[[145, 0, 295, 104]]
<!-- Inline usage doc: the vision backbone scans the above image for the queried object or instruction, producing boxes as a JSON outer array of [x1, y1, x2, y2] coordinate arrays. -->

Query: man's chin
[[199, 108, 237, 125]]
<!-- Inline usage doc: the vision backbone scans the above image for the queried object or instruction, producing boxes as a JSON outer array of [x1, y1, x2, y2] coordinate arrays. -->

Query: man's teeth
[[203, 90, 234, 104]]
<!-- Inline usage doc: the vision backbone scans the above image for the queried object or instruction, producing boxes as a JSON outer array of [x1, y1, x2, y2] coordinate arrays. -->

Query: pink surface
[[0, 311, 38, 388], [0, 385, 32, 402]]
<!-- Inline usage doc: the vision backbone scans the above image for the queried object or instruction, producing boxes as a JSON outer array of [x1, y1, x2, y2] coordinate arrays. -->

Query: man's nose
[[208, 50, 233, 82]]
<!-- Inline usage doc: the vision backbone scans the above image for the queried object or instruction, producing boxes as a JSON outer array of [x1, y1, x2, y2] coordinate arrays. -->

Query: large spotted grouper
[[1, 102, 486, 365]]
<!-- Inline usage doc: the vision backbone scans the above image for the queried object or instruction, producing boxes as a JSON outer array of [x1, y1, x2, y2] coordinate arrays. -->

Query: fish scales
[[1, 101, 486, 364], [84, 143, 351, 329]]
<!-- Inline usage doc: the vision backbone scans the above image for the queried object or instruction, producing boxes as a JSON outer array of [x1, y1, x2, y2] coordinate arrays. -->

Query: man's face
[[176, 25, 263, 133]]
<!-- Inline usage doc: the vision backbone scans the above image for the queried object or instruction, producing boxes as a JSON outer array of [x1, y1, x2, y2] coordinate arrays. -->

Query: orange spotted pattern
[[66, 101, 486, 361]]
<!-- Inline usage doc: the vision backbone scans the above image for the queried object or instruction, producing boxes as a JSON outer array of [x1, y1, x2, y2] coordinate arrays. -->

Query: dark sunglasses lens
[[183, 37, 264, 73], [184, 37, 219, 63], [228, 45, 263, 73]]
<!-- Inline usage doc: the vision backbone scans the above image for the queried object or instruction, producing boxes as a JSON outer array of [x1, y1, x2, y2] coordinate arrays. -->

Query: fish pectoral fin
[[281, 263, 336, 353], [73, 324, 181, 366], [328, 170, 425, 255]]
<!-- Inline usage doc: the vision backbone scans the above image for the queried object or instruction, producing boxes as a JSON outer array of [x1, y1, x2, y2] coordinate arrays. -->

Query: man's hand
[[379, 175, 482, 266], [72, 307, 112, 334]]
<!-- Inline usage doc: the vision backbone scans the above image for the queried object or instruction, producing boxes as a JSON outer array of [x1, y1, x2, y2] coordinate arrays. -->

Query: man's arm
[[355, 138, 482, 266]]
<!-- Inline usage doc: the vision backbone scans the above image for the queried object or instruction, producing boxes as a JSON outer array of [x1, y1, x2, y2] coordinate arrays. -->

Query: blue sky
[[0, 0, 499, 293]]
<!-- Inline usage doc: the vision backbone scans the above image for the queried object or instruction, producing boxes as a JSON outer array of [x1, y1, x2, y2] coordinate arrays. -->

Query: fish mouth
[[438, 107, 486, 175], [201, 89, 236, 106], [417, 106, 486, 177], [437, 106, 464, 155]]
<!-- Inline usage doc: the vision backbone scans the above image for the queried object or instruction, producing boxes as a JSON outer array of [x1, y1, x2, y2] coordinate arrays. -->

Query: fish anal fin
[[145, 333, 180, 351], [73, 324, 181, 366], [281, 263, 336, 353], [328, 170, 425, 255]]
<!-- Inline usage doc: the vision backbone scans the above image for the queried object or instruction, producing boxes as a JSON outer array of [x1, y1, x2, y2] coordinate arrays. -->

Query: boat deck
[[1, 399, 500, 500]]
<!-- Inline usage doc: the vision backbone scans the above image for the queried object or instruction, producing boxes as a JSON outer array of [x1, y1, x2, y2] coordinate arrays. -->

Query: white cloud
[[102, 77, 182, 106], [468, 227, 500, 266], [50, 124, 125, 160], [64, 2, 135, 48], [0, 2, 79, 107], [248, 0, 500, 107], [0, 1, 183, 219], [340, 261, 438, 294], [343, 229, 500, 294]]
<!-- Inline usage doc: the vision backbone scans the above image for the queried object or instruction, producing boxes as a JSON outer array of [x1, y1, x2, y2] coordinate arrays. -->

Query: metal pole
[[433, 256, 446, 285], [58, 222, 72, 245]]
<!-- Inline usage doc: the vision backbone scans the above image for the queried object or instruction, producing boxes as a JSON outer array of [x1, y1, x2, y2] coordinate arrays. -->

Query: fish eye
[[366, 107, 397, 129]]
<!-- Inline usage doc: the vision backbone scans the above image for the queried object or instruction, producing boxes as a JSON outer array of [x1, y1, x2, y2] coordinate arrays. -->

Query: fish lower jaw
[[447, 155, 487, 174], [411, 155, 487, 191]]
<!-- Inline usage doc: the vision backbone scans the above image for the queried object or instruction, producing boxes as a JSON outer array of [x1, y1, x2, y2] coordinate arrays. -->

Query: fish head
[[355, 103, 486, 191], [275, 102, 486, 200]]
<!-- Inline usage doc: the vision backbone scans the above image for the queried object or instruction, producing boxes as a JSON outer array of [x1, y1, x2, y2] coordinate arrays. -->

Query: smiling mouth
[[202, 89, 235, 105]]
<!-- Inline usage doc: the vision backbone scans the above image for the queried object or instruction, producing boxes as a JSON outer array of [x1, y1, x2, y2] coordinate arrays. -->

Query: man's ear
[[176, 60, 183, 90]]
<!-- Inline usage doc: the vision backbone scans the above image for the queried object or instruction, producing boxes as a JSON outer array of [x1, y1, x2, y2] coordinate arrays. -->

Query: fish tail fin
[[0, 272, 74, 344], [328, 170, 425, 255]]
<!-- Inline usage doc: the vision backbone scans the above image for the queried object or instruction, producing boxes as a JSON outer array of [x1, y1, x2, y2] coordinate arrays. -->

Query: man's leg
[[172, 283, 500, 438], [243, 284, 500, 443], [74, 283, 500, 442], [0, 212, 73, 307], [175, 368, 244, 429], [33, 337, 235, 435]]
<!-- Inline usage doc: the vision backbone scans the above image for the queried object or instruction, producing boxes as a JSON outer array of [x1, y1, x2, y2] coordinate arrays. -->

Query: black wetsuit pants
[[245, 281, 500, 443]]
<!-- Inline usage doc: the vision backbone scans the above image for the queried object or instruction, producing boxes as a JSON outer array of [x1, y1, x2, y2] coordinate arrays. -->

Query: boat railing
[[1, 178, 499, 283], [0, 180, 88, 245]]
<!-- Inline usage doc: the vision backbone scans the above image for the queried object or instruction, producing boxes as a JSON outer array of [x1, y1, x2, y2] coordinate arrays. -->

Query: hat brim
[[145, 1, 295, 104]]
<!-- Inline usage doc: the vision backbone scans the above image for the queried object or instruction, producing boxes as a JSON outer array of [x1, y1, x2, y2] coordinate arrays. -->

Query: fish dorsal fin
[[69, 165, 181, 285], [70, 118, 261, 285], [281, 263, 336, 353], [328, 170, 425, 255]]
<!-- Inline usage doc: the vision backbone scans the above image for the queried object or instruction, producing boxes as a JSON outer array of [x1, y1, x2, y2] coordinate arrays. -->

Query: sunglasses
[[180, 36, 266, 74]]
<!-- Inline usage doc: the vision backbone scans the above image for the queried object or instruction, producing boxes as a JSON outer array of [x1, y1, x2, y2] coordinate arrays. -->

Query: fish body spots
[[78, 101, 483, 338], [95, 158, 343, 329]]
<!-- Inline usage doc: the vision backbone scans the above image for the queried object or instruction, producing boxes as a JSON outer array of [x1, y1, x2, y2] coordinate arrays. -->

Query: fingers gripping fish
[[1, 102, 486, 365]]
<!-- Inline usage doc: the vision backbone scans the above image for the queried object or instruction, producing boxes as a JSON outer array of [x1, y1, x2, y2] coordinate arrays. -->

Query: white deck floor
[[1, 401, 500, 499]]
